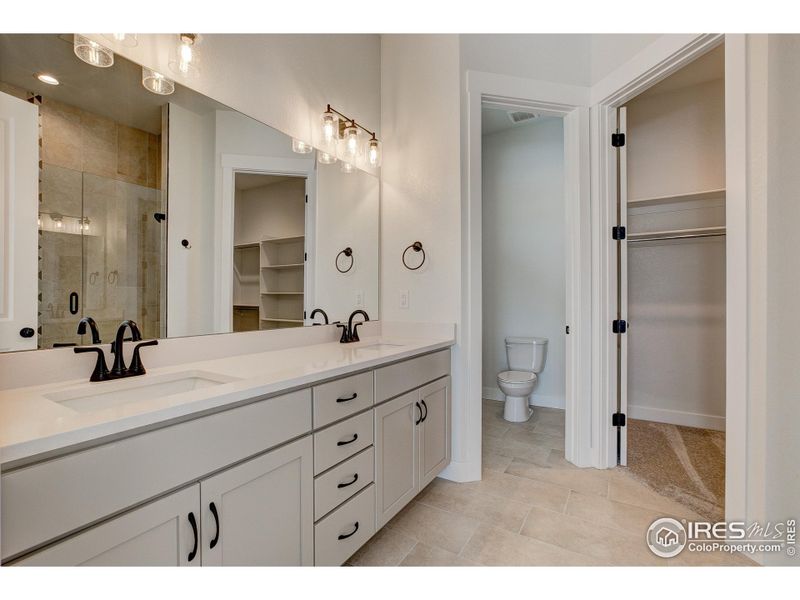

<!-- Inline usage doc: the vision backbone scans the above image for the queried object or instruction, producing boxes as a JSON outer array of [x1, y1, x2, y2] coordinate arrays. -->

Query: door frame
[[590, 33, 748, 523], [216, 154, 316, 333], [451, 70, 591, 483]]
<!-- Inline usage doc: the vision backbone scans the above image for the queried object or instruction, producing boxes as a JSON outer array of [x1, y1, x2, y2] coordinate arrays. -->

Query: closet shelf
[[261, 235, 305, 245], [234, 242, 260, 249], [628, 225, 726, 243], [260, 317, 304, 323], [261, 263, 304, 270], [261, 291, 304, 295], [627, 188, 726, 207]]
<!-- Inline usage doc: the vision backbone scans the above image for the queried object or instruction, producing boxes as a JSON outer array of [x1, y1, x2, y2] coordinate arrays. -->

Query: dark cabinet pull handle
[[187, 512, 198, 562], [415, 402, 422, 425], [209, 502, 220, 549], [337, 433, 358, 446], [421, 399, 428, 423], [337, 473, 359, 489], [338, 521, 359, 540], [19, 327, 35, 338], [336, 393, 358, 403], [69, 292, 79, 315]]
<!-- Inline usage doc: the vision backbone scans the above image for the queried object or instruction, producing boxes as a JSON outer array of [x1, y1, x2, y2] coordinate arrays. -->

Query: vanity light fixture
[[104, 33, 138, 47], [318, 150, 337, 165], [169, 34, 199, 78], [35, 73, 59, 86], [74, 34, 114, 68], [51, 213, 64, 229], [319, 104, 381, 169], [141, 67, 175, 95], [340, 161, 356, 175], [292, 139, 313, 154]]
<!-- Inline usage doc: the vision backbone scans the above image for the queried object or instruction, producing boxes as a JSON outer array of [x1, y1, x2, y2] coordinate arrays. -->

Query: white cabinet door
[[418, 376, 451, 489], [200, 436, 313, 566], [0, 91, 39, 351], [374, 391, 419, 528], [14, 486, 200, 566]]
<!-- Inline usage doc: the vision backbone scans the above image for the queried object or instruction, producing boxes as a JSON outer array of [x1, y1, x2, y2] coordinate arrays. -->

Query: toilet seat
[[497, 370, 537, 384]]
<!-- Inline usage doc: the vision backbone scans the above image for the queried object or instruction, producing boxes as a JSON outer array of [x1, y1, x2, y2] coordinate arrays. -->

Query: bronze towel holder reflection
[[336, 247, 354, 273], [402, 241, 425, 270]]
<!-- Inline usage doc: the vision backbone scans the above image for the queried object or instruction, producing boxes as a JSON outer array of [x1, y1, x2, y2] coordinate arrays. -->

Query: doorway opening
[[231, 171, 308, 332], [480, 106, 569, 470], [614, 43, 726, 522]]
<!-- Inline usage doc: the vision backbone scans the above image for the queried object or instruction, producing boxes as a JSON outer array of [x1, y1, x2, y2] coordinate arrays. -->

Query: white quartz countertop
[[0, 334, 453, 466]]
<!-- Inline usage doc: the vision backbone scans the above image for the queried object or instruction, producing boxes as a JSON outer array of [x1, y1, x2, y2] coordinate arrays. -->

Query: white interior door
[[617, 106, 629, 466], [0, 91, 38, 352]]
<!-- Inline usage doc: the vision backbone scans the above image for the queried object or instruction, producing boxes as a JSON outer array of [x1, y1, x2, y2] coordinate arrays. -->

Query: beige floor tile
[[462, 469, 570, 513], [505, 457, 610, 497], [387, 501, 480, 555], [400, 542, 477, 566], [565, 490, 667, 536], [607, 469, 704, 520], [520, 505, 667, 566], [483, 421, 510, 439], [482, 451, 514, 472], [532, 419, 566, 437], [482, 434, 554, 465], [504, 427, 565, 451], [347, 526, 418, 566], [460, 522, 601, 566], [417, 478, 532, 533]]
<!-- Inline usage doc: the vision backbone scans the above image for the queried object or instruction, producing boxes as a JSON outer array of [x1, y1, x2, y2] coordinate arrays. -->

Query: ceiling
[[637, 43, 725, 99], [235, 173, 297, 191], [0, 34, 229, 134], [481, 107, 557, 136]]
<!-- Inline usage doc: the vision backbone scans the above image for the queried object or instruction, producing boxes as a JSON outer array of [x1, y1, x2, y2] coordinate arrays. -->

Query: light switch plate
[[399, 289, 409, 309], [355, 290, 364, 307]]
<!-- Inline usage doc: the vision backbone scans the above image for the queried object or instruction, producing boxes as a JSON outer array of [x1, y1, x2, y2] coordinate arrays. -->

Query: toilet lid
[[498, 370, 537, 383]]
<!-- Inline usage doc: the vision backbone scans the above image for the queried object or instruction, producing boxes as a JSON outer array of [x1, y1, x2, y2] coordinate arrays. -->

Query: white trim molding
[[627, 405, 726, 432]]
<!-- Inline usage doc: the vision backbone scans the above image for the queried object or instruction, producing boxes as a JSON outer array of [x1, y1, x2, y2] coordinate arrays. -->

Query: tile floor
[[348, 399, 755, 567]]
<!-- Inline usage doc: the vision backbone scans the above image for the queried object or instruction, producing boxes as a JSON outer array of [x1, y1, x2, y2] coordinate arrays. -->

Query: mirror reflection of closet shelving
[[622, 43, 727, 442], [259, 235, 306, 329]]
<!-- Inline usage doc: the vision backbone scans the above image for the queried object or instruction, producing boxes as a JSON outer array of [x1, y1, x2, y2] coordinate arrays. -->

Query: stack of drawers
[[311, 371, 377, 566]]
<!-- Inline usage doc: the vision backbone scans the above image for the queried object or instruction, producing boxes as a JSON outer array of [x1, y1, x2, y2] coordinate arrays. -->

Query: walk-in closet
[[619, 44, 726, 521]]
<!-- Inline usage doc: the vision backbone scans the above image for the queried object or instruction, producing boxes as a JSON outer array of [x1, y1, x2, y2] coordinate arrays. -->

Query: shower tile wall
[[38, 97, 163, 348]]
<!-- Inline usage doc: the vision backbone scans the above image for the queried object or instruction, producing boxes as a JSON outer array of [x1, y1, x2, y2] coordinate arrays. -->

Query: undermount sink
[[44, 370, 240, 414], [354, 342, 406, 352]]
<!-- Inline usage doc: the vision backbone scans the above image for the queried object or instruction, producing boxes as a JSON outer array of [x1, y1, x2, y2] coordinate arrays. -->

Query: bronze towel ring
[[336, 247, 354, 273], [402, 241, 426, 270]]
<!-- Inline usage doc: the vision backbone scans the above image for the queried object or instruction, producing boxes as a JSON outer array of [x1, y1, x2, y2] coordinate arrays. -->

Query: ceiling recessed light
[[35, 73, 60, 85]]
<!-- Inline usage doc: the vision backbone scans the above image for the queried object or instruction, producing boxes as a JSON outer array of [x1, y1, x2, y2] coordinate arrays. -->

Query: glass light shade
[[340, 161, 356, 174], [169, 34, 200, 78], [141, 67, 175, 95], [74, 34, 114, 68], [104, 33, 138, 47], [341, 122, 360, 162], [320, 110, 339, 148], [365, 137, 382, 168], [292, 139, 313, 154], [318, 150, 338, 165]]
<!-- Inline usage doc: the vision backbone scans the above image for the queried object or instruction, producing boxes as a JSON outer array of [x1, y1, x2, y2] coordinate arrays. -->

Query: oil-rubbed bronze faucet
[[75, 320, 158, 382], [338, 310, 370, 343]]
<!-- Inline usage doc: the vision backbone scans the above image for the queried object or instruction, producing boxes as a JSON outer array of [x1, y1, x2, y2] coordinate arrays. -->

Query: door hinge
[[612, 319, 627, 334], [612, 225, 626, 240], [612, 412, 626, 427], [611, 132, 626, 147]]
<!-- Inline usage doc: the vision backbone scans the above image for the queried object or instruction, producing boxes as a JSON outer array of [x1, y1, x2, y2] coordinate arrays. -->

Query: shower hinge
[[612, 319, 627, 334], [612, 412, 627, 427], [611, 132, 626, 147], [612, 225, 626, 240]]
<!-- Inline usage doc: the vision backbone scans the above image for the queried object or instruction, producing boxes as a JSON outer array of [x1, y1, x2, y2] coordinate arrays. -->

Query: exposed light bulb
[[340, 161, 356, 174], [318, 150, 337, 165], [366, 137, 382, 168], [104, 33, 138, 47], [169, 34, 199, 78], [342, 122, 360, 162], [74, 34, 114, 68], [320, 109, 339, 147], [35, 73, 59, 85], [37, 215, 42, 228], [142, 67, 175, 95], [292, 139, 313, 154]]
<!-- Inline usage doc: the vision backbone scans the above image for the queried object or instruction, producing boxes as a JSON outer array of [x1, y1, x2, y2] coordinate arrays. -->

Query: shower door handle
[[69, 292, 79, 315]]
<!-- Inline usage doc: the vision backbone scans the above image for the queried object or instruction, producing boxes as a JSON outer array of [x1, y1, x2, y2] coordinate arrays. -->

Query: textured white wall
[[480, 117, 565, 408]]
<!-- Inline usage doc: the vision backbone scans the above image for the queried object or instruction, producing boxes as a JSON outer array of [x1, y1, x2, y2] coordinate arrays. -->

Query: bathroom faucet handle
[[129, 339, 158, 376], [336, 323, 350, 343], [74, 346, 111, 382]]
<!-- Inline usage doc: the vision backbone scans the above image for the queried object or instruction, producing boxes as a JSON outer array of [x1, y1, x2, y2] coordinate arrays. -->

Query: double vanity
[[0, 331, 453, 565]]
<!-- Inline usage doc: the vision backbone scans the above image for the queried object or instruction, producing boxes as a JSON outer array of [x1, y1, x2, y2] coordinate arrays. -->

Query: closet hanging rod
[[628, 231, 726, 243]]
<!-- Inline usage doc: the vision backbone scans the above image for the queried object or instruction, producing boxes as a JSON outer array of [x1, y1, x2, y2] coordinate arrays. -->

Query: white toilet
[[496, 336, 548, 422]]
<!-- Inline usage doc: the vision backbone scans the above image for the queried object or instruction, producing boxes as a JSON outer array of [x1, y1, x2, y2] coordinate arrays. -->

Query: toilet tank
[[505, 337, 548, 373]]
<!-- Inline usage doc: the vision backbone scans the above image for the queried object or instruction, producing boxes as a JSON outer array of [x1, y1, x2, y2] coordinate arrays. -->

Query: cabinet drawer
[[313, 371, 374, 428], [314, 447, 374, 521], [1, 389, 312, 561], [314, 484, 376, 566], [375, 348, 450, 403], [313, 410, 373, 475]]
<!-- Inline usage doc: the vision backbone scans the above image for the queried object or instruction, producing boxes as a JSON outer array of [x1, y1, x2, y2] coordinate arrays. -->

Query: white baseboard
[[482, 386, 565, 410], [628, 404, 726, 431], [439, 460, 481, 482]]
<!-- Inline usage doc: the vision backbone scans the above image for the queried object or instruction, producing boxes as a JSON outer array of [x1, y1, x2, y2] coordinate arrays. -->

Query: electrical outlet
[[355, 290, 364, 307], [399, 289, 409, 309]]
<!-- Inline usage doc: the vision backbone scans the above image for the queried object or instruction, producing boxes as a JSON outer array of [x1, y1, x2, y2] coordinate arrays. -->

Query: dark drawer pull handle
[[415, 402, 422, 425], [420, 399, 428, 423], [187, 512, 198, 562], [337, 473, 359, 488], [337, 433, 358, 446], [336, 393, 358, 403], [338, 521, 359, 540], [209, 501, 220, 549]]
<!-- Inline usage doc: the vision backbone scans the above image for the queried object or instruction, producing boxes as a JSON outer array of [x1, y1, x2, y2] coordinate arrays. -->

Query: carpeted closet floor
[[626, 418, 725, 522]]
